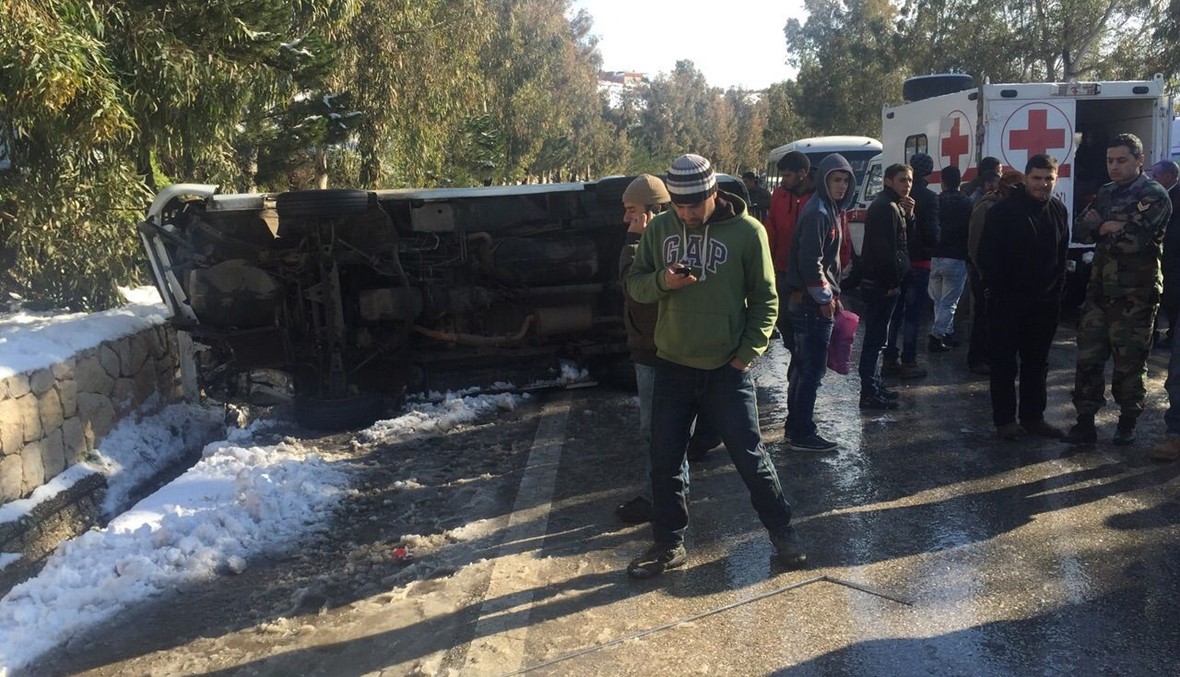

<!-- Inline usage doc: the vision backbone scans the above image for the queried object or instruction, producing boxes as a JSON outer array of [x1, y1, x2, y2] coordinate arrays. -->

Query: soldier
[[1061, 134, 1174, 445]]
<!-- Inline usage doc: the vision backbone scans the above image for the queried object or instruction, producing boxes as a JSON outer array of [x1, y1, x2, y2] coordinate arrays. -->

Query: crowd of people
[[612, 134, 1178, 580]]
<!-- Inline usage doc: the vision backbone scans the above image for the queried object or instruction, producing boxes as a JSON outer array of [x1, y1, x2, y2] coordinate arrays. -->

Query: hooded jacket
[[977, 184, 1068, 302], [783, 154, 856, 304], [625, 191, 778, 370]]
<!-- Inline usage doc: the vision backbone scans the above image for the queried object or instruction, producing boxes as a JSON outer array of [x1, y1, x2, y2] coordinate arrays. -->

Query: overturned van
[[139, 177, 747, 428]]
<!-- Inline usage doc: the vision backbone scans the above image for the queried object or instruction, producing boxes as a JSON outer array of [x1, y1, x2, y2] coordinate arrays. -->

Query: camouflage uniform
[[1071, 173, 1173, 420]]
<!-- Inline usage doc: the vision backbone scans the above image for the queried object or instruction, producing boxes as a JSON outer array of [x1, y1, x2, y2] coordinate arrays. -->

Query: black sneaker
[[1061, 419, 1097, 445], [859, 393, 899, 410], [768, 528, 808, 569], [1113, 415, 1136, 446], [615, 496, 653, 524], [788, 433, 838, 452], [928, 335, 951, 353], [878, 386, 901, 400], [627, 542, 687, 579]]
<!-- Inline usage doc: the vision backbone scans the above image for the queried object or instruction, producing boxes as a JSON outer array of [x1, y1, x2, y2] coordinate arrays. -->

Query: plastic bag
[[827, 308, 860, 374]]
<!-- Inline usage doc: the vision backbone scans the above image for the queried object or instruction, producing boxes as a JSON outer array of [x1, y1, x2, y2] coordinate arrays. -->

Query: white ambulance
[[878, 73, 1173, 305]]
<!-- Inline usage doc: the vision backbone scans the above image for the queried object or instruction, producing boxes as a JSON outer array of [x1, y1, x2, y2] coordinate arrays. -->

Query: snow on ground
[[0, 288, 535, 674], [0, 392, 528, 675]]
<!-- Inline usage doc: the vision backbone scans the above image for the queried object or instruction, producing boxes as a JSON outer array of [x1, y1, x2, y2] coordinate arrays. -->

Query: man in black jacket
[[977, 154, 1068, 440], [857, 163, 913, 410], [928, 165, 973, 351], [883, 153, 940, 379]]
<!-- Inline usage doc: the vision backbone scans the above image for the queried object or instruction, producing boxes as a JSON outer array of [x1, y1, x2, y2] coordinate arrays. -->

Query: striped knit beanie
[[666, 154, 717, 205]]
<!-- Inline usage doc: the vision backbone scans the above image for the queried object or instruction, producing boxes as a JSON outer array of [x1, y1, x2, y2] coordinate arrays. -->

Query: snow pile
[[0, 434, 349, 674], [0, 286, 166, 379], [90, 403, 227, 517], [359, 391, 527, 445]]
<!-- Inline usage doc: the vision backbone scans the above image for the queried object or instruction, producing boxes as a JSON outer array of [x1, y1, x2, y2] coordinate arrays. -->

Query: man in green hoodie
[[624, 154, 806, 579]]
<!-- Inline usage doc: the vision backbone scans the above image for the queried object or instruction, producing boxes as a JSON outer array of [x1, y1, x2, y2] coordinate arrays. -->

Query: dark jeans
[[786, 297, 834, 438], [966, 264, 990, 368], [857, 282, 899, 397], [884, 267, 930, 363], [650, 360, 792, 545], [988, 297, 1059, 426], [775, 276, 795, 353]]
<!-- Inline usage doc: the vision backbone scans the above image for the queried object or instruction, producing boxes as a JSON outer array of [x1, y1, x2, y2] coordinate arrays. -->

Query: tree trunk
[[316, 147, 329, 189]]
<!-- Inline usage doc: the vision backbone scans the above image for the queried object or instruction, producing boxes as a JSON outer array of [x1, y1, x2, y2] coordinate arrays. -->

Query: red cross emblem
[[1000, 103, 1075, 172], [939, 115, 970, 167], [1009, 109, 1067, 156]]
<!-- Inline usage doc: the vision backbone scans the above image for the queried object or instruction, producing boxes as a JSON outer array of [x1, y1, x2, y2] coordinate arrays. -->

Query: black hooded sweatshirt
[[976, 184, 1068, 303]]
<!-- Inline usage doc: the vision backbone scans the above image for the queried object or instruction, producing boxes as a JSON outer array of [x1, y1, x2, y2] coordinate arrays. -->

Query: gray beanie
[[666, 154, 717, 205]]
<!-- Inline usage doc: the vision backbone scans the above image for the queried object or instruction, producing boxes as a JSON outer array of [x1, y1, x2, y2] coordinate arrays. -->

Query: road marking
[[463, 392, 571, 675]]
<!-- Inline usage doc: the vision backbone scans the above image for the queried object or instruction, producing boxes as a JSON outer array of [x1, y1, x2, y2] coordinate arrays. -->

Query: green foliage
[[3, 0, 1170, 312]]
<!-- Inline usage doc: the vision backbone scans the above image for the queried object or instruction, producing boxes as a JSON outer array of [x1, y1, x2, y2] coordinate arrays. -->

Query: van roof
[[768, 136, 882, 158]]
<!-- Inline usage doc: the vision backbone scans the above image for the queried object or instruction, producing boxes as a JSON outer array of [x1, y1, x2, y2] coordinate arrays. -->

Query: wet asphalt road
[[460, 319, 1180, 676], [28, 315, 1180, 676]]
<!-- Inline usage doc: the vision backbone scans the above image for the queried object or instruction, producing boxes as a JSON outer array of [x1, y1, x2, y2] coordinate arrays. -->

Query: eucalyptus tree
[[635, 61, 717, 170], [476, 0, 607, 183], [761, 81, 811, 153], [726, 88, 770, 175], [337, 0, 488, 188], [897, 0, 1163, 84], [1, 0, 353, 309], [784, 0, 907, 137]]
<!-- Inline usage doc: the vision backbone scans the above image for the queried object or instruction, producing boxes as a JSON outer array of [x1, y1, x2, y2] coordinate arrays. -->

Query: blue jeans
[[650, 360, 792, 545], [857, 283, 899, 397], [786, 298, 834, 439], [885, 267, 931, 363], [1166, 315, 1180, 435], [928, 257, 967, 338]]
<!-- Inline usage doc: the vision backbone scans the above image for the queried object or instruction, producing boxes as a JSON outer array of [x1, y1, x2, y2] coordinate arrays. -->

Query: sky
[[570, 0, 808, 91], [0, 289, 546, 674]]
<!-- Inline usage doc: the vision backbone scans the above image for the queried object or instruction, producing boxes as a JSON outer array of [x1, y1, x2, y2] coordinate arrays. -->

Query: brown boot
[[1150, 436, 1180, 462]]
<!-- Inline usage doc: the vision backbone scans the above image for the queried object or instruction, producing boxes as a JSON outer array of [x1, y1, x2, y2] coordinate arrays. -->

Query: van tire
[[294, 392, 385, 431], [276, 189, 372, 219], [903, 74, 976, 102]]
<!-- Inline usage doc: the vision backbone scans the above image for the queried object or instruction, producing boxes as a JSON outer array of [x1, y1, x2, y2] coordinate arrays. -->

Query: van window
[[863, 162, 883, 202], [905, 135, 928, 160]]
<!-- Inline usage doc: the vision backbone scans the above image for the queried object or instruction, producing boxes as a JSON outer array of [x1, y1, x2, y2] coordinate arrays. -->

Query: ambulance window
[[905, 135, 928, 160]]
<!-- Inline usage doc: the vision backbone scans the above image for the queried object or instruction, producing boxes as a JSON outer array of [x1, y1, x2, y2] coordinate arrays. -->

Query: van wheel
[[294, 392, 385, 431], [276, 189, 372, 219]]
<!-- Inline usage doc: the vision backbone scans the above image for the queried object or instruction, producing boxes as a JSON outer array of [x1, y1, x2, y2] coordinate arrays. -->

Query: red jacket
[[765, 186, 812, 272]]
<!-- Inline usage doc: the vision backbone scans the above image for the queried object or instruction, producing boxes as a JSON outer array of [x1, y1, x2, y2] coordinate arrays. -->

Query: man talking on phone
[[625, 154, 806, 578]]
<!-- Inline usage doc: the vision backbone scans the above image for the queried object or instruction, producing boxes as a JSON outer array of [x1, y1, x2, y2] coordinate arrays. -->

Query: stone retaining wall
[[0, 325, 185, 503]]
